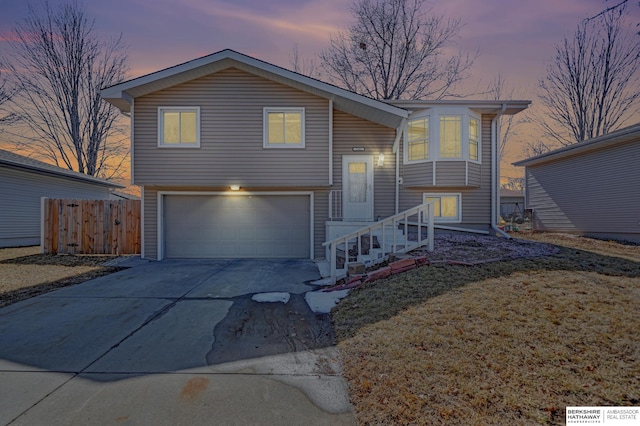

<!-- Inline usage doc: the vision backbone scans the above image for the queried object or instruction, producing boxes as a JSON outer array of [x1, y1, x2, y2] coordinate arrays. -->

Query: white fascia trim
[[103, 50, 409, 120], [156, 191, 315, 261]]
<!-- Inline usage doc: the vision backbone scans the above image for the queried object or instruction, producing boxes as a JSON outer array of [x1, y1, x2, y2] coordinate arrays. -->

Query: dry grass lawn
[[515, 231, 640, 263], [0, 246, 122, 308], [334, 233, 640, 425], [0, 264, 99, 294], [0, 246, 40, 261]]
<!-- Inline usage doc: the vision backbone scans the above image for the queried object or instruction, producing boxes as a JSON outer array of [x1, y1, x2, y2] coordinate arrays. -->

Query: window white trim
[[263, 107, 306, 148], [158, 107, 201, 148], [423, 192, 462, 223], [404, 107, 481, 164]]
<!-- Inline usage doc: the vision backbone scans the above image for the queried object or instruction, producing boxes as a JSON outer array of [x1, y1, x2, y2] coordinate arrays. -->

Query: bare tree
[[501, 177, 524, 193], [289, 44, 320, 78], [0, 71, 16, 125], [590, 0, 639, 33], [537, 4, 640, 148], [485, 74, 521, 160], [1, 1, 129, 178], [320, 0, 475, 100]]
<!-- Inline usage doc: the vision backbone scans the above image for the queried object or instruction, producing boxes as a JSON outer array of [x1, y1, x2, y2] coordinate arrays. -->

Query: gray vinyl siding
[[332, 110, 397, 219], [403, 162, 434, 187], [398, 114, 493, 227], [525, 139, 640, 242], [142, 186, 327, 260], [0, 166, 112, 247], [142, 187, 158, 259], [133, 68, 329, 187], [435, 162, 466, 186]]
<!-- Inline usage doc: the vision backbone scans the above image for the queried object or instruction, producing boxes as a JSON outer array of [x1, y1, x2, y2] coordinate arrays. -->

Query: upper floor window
[[439, 115, 462, 158], [405, 108, 481, 163], [407, 117, 429, 161], [469, 117, 479, 161], [158, 107, 200, 147], [264, 107, 305, 148]]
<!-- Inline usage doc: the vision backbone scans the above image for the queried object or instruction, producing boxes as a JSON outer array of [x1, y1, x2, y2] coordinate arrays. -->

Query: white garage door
[[163, 194, 310, 258]]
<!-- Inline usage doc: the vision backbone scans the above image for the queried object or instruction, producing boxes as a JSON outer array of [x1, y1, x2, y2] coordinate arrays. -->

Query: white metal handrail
[[322, 202, 434, 283]]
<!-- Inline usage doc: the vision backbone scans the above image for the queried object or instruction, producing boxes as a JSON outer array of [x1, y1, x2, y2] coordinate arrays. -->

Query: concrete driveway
[[0, 259, 355, 425]]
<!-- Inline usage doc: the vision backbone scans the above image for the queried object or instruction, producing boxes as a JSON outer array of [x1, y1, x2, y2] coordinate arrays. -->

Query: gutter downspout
[[393, 118, 407, 214], [491, 104, 509, 238]]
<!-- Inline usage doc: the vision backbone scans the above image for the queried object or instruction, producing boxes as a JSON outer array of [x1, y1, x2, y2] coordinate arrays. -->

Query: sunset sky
[[1, 0, 639, 181]]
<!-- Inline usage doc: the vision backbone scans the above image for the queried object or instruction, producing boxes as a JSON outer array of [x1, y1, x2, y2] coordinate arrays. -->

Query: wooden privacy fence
[[42, 198, 141, 255]]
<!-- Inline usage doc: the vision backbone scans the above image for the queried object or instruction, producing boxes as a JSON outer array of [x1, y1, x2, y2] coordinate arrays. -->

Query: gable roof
[[0, 149, 124, 188], [514, 123, 640, 167], [101, 49, 409, 129]]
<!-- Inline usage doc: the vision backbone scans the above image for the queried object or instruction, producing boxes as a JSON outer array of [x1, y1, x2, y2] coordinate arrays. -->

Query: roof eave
[[514, 123, 640, 167], [0, 159, 124, 188], [386, 100, 531, 115]]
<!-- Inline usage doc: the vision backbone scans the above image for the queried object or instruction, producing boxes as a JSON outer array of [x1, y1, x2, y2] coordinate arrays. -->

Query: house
[[500, 188, 525, 221], [514, 123, 640, 243], [0, 149, 124, 248], [101, 49, 529, 264]]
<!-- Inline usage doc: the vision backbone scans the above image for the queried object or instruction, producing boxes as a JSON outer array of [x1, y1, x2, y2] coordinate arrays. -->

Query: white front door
[[342, 155, 374, 221]]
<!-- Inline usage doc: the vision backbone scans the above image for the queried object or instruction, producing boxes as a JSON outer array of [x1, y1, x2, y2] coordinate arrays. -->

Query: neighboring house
[[514, 123, 640, 243], [0, 149, 124, 248], [500, 188, 525, 221], [101, 49, 529, 261], [110, 191, 140, 201]]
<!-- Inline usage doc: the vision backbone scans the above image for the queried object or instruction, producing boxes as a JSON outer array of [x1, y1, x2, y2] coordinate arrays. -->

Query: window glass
[[440, 116, 461, 158], [180, 112, 197, 143], [424, 194, 460, 222], [284, 112, 302, 144], [268, 112, 285, 143], [163, 112, 180, 144], [440, 196, 458, 218], [469, 117, 479, 161], [407, 118, 428, 161], [348, 162, 367, 203]]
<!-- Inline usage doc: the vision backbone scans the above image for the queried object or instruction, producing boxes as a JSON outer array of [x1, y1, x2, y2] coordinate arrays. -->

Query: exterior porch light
[[230, 184, 240, 191], [377, 153, 385, 167]]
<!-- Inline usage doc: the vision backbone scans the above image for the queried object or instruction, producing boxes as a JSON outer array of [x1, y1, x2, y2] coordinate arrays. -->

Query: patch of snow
[[252, 292, 290, 304], [305, 289, 350, 314]]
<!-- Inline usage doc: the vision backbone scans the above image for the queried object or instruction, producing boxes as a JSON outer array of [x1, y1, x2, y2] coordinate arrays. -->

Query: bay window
[[404, 108, 481, 163]]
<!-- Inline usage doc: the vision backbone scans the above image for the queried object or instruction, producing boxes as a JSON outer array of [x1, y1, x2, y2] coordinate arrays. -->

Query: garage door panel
[[164, 195, 310, 258]]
